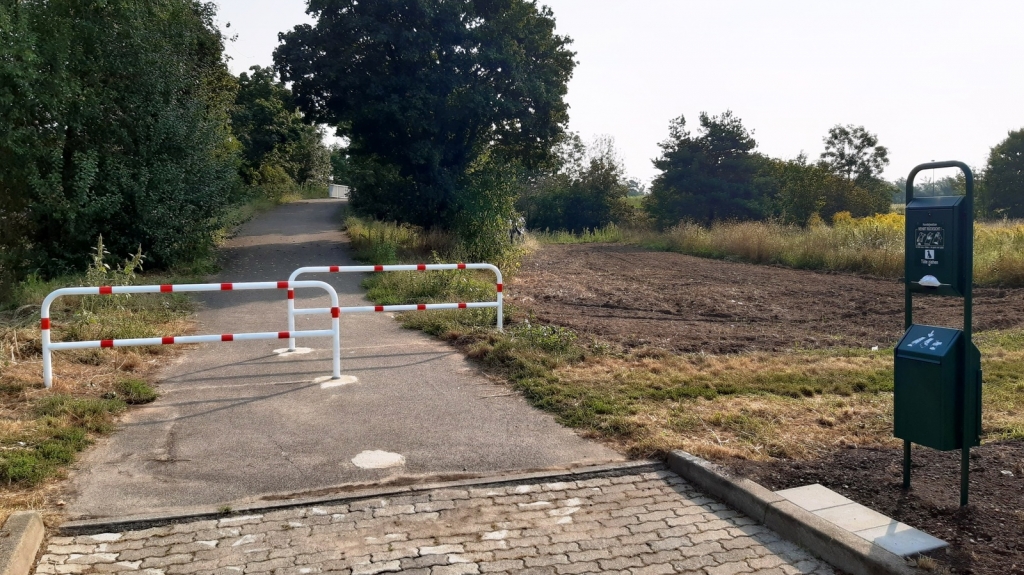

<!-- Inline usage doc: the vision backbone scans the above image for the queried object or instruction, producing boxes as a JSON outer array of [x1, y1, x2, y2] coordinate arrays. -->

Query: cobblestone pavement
[[37, 467, 835, 575]]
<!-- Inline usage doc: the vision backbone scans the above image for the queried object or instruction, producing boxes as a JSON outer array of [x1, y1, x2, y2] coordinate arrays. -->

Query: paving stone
[[630, 563, 675, 575], [36, 466, 833, 575], [707, 561, 756, 575]]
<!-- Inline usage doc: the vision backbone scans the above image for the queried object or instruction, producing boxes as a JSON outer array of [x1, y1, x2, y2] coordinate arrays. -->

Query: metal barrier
[[328, 184, 349, 199], [285, 263, 503, 352], [41, 280, 342, 388]]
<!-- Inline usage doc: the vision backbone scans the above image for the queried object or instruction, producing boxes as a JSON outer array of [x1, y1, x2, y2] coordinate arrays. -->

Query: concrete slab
[[814, 502, 895, 533], [856, 522, 949, 557], [778, 483, 948, 558], [777, 483, 854, 511]]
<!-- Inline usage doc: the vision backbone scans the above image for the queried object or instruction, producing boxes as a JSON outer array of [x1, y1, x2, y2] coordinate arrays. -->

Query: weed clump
[[115, 379, 158, 404]]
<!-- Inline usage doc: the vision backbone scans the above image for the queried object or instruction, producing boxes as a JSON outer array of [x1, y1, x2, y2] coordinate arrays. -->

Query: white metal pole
[[332, 312, 341, 379], [42, 326, 52, 388], [287, 290, 296, 351]]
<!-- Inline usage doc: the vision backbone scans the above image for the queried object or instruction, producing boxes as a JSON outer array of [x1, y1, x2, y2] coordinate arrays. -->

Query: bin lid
[[906, 196, 964, 209], [897, 324, 961, 359]]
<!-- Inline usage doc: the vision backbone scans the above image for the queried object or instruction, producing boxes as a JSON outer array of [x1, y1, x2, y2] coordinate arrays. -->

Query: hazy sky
[[217, 0, 1024, 185]]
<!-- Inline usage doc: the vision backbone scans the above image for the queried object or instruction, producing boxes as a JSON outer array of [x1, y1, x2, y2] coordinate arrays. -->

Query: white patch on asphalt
[[351, 450, 406, 469], [273, 347, 314, 356], [318, 375, 358, 388]]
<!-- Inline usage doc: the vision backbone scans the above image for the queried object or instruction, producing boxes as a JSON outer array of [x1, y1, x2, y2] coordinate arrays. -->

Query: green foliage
[[518, 135, 637, 233], [762, 156, 893, 224], [819, 124, 890, 182], [645, 112, 766, 227], [232, 66, 331, 198], [452, 159, 523, 263], [534, 224, 628, 245], [985, 128, 1024, 219], [276, 0, 575, 229], [36, 395, 126, 433], [0, 396, 124, 485], [116, 379, 158, 404], [329, 146, 350, 185], [0, 0, 240, 286]]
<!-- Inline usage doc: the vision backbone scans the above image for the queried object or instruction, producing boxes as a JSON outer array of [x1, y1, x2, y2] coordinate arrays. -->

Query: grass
[[535, 214, 1024, 287], [0, 268, 192, 523], [0, 187, 310, 523], [347, 214, 1024, 463]]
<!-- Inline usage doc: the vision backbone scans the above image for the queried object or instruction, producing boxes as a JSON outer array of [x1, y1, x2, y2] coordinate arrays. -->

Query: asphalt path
[[66, 199, 621, 519]]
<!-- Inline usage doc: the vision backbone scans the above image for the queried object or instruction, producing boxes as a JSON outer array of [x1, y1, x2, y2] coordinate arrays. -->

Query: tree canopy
[[985, 129, 1024, 218], [232, 66, 331, 193], [0, 0, 239, 280], [274, 0, 576, 228], [517, 134, 634, 233], [645, 111, 765, 227], [820, 124, 889, 184]]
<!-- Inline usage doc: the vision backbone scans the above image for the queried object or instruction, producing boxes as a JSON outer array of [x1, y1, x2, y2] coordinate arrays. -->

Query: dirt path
[[64, 201, 620, 520], [512, 243, 1024, 354]]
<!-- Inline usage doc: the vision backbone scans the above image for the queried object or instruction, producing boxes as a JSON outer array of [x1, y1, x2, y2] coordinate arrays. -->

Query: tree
[[231, 66, 331, 193], [0, 0, 239, 278], [645, 111, 765, 227], [820, 124, 889, 183], [985, 129, 1024, 218], [275, 0, 575, 228], [817, 124, 892, 217], [517, 134, 633, 233]]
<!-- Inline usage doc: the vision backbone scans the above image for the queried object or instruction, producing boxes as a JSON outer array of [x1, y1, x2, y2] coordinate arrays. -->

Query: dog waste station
[[895, 160, 981, 507]]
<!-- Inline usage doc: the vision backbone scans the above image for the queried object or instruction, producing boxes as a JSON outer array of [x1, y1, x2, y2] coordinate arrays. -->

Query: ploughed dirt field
[[511, 243, 1024, 575], [511, 243, 1024, 354]]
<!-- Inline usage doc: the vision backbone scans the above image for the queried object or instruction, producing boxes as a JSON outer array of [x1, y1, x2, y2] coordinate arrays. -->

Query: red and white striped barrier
[[285, 263, 503, 352], [41, 280, 342, 388]]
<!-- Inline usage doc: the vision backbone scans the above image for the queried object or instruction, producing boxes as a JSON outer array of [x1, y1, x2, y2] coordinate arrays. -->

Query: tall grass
[[537, 213, 1024, 286], [344, 215, 524, 273]]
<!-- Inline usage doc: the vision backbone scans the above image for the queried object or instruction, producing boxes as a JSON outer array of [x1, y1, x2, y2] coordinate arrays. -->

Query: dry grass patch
[[0, 292, 193, 526], [540, 336, 1024, 461]]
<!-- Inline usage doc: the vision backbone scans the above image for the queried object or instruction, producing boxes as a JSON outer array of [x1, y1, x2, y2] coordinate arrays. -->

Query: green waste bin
[[894, 324, 981, 451]]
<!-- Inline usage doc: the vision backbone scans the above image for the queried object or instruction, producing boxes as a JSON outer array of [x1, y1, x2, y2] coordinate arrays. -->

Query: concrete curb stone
[[0, 511, 44, 575], [667, 450, 916, 575]]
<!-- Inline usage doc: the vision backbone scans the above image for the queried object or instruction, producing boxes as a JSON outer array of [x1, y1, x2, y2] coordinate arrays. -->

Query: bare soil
[[511, 243, 1024, 575], [731, 443, 1024, 575], [512, 244, 1024, 354]]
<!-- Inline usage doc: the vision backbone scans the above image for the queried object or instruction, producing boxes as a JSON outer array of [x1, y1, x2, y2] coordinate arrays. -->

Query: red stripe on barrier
[[496, 283, 503, 292], [287, 290, 294, 300], [162, 337, 175, 345], [221, 334, 233, 342], [221, 283, 233, 291], [100, 340, 114, 348], [99, 286, 113, 295], [278, 331, 289, 339], [330, 266, 340, 272], [374, 306, 384, 312], [417, 264, 426, 271], [417, 304, 426, 310], [458, 302, 467, 309], [41, 318, 50, 330], [374, 265, 384, 272], [457, 263, 466, 270], [331, 307, 340, 318], [160, 285, 173, 293], [277, 281, 289, 289]]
